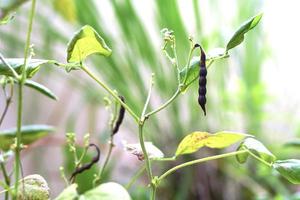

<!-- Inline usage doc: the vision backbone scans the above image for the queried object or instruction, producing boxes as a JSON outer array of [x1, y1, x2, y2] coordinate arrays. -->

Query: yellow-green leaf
[[175, 131, 250, 156], [67, 25, 112, 63], [0, 125, 55, 151]]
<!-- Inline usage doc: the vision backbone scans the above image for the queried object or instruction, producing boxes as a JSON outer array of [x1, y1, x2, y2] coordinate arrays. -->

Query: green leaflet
[[0, 125, 55, 151], [67, 25, 112, 63]]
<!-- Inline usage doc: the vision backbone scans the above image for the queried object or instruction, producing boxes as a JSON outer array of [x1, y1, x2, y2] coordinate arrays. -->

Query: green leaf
[[226, 13, 263, 51], [236, 138, 276, 164], [67, 25, 112, 63], [0, 58, 50, 78], [55, 184, 78, 200], [273, 159, 300, 184], [175, 131, 249, 156], [24, 80, 58, 100], [80, 182, 131, 200], [179, 48, 228, 92], [0, 125, 55, 151]]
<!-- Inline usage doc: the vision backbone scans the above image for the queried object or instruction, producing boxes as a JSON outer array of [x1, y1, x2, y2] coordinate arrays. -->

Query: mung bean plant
[[1, 1, 300, 200]]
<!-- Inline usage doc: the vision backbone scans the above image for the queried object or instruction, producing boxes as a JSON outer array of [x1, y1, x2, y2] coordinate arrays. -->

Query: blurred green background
[[1, 0, 300, 199]]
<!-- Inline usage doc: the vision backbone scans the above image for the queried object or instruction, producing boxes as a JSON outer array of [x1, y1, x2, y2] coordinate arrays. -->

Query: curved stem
[[125, 164, 146, 189], [158, 150, 248, 182], [81, 65, 139, 122], [141, 74, 154, 119], [246, 149, 272, 167], [138, 124, 153, 183], [145, 88, 180, 118]]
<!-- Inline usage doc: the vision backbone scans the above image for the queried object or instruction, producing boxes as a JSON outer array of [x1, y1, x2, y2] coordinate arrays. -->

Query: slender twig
[[125, 164, 146, 189], [245, 149, 273, 167], [157, 150, 248, 182], [0, 83, 14, 125], [14, 0, 37, 198], [145, 88, 180, 118], [141, 74, 154, 119], [0, 162, 10, 200], [81, 65, 139, 122], [95, 100, 119, 185]]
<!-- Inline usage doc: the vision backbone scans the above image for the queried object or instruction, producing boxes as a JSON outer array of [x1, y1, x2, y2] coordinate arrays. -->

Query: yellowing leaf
[[175, 131, 250, 156], [67, 25, 112, 63]]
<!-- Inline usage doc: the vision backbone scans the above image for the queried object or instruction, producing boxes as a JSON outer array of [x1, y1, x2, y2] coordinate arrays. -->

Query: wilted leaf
[[55, 184, 78, 200], [80, 182, 131, 200], [273, 159, 300, 184], [18, 174, 50, 200], [175, 131, 249, 156], [226, 13, 263, 51], [236, 138, 276, 164], [0, 58, 50, 78], [67, 25, 112, 63], [24, 80, 58, 100], [0, 125, 55, 151], [124, 141, 164, 161]]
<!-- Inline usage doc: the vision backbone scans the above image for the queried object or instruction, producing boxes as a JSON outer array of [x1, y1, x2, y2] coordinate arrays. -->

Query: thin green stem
[[138, 124, 153, 181], [95, 135, 114, 185], [14, 83, 23, 199], [141, 74, 154, 119], [158, 150, 248, 182], [246, 149, 273, 167], [21, 0, 37, 83], [125, 165, 146, 189], [152, 157, 176, 162], [145, 88, 180, 118], [81, 65, 139, 122], [182, 41, 196, 85], [0, 162, 10, 200], [14, 1, 36, 197]]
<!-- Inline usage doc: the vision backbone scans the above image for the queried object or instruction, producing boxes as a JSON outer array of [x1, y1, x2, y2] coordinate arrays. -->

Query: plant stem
[[14, 0, 36, 197], [0, 162, 10, 200], [246, 149, 273, 167], [81, 65, 139, 122], [141, 74, 154, 119], [125, 164, 146, 189], [157, 150, 248, 182], [138, 124, 153, 179], [14, 83, 23, 199], [145, 88, 180, 118], [21, 0, 36, 83], [96, 135, 114, 184]]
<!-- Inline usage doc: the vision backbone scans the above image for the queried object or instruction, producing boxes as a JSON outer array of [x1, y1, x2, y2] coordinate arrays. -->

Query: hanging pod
[[197, 45, 207, 115]]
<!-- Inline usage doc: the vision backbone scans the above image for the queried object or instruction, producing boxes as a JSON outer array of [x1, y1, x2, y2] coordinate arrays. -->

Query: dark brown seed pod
[[112, 96, 126, 135], [198, 45, 207, 115], [70, 143, 100, 182]]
